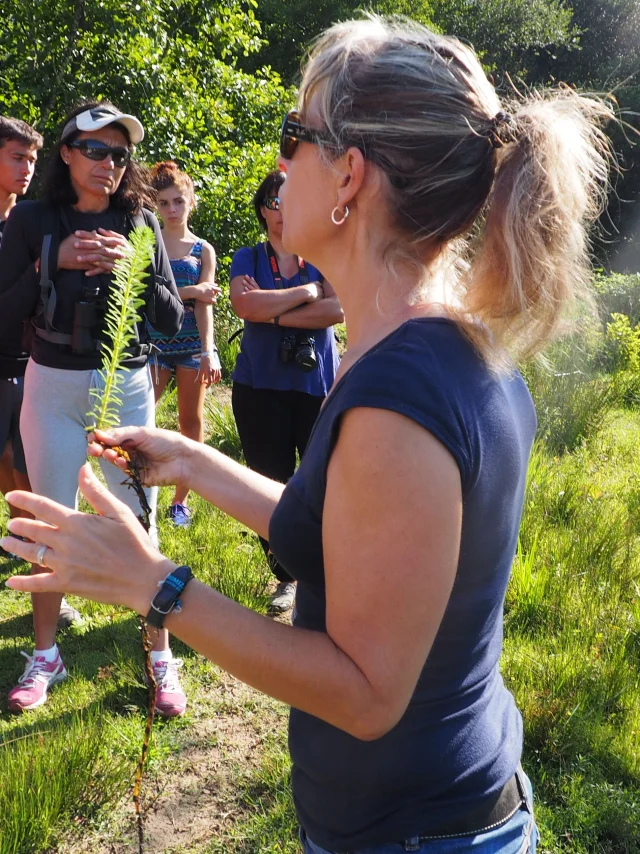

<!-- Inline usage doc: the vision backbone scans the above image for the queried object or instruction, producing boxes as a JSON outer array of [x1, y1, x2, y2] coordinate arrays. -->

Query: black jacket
[[0, 200, 183, 372]]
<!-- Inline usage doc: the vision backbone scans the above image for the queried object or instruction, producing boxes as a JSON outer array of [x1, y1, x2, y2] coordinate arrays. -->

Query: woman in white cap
[[0, 99, 188, 716]]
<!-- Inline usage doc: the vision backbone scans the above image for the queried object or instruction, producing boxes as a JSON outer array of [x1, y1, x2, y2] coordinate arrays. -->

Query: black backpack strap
[[130, 209, 165, 326], [35, 205, 74, 347]]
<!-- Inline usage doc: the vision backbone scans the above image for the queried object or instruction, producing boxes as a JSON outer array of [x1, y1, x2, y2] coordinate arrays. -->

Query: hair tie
[[486, 111, 518, 149]]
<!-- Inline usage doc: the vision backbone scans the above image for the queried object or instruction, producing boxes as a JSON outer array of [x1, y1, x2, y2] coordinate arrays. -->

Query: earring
[[331, 205, 349, 226]]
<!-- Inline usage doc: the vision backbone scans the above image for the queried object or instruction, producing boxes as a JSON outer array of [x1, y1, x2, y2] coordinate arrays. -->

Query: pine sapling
[[86, 223, 158, 854]]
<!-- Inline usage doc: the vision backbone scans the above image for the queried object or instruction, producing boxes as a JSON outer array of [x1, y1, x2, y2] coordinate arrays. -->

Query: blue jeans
[[300, 771, 537, 854]]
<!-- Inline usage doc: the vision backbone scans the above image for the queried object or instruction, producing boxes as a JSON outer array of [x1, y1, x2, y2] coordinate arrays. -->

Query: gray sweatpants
[[20, 360, 157, 540]]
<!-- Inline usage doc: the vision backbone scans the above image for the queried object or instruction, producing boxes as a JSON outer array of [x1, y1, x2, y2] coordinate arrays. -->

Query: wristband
[[146, 565, 194, 629]]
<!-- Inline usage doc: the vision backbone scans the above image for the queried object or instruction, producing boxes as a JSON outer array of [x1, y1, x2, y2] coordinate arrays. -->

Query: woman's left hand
[[3, 463, 174, 615], [197, 353, 222, 387], [241, 275, 260, 292]]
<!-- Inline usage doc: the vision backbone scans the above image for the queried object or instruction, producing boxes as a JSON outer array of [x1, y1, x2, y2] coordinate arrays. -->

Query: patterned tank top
[[149, 241, 203, 356]]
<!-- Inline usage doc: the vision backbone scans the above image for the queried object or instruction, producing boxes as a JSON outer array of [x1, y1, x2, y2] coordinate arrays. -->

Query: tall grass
[[505, 420, 640, 852], [204, 398, 244, 461], [0, 476, 270, 854], [0, 711, 131, 854]]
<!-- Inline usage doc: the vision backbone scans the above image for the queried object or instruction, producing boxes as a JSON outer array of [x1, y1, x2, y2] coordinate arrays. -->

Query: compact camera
[[279, 332, 317, 373]]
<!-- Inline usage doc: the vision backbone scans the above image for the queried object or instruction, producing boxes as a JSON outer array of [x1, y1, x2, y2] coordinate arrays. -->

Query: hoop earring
[[331, 205, 349, 226]]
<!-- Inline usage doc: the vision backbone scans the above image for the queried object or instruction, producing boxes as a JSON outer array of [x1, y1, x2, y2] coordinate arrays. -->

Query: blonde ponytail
[[465, 90, 614, 362]]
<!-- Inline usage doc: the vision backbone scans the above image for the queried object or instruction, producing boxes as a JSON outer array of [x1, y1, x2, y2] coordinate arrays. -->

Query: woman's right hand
[[193, 282, 221, 304], [57, 230, 129, 276], [87, 426, 193, 489]]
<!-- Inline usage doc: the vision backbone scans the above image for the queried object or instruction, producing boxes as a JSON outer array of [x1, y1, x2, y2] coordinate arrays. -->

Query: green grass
[[0, 394, 272, 854], [3, 378, 640, 852], [503, 412, 640, 853]]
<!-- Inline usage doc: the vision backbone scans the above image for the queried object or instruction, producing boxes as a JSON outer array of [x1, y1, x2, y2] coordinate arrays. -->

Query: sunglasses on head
[[68, 139, 131, 168], [262, 196, 280, 211]]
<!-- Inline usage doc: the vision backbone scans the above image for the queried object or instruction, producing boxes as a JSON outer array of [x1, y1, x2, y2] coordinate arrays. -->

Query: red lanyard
[[265, 241, 309, 288]]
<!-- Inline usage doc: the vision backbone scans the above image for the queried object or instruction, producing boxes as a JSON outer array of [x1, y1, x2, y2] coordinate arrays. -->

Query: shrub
[[593, 271, 640, 327]]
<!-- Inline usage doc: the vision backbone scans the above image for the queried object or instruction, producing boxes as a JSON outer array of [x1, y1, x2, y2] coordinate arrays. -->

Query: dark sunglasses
[[279, 109, 409, 188], [279, 110, 333, 160], [68, 139, 131, 168], [262, 196, 280, 211]]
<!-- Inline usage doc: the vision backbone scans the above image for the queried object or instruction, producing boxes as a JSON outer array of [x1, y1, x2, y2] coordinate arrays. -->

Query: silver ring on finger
[[36, 544, 49, 568]]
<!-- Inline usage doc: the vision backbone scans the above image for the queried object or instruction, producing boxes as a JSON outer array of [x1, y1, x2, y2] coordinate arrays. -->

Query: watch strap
[[146, 565, 194, 629]]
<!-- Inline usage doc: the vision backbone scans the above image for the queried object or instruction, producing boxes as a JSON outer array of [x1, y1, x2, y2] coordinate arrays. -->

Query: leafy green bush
[[593, 271, 640, 327]]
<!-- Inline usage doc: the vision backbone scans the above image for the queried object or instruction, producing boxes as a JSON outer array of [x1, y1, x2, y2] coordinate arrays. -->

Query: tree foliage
[[244, 0, 577, 83], [0, 0, 290, 270], [1, 0, 639, 279]]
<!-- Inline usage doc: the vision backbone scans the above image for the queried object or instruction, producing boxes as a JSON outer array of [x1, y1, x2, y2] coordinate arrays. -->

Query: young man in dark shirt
[[0, 117, 42, 515]]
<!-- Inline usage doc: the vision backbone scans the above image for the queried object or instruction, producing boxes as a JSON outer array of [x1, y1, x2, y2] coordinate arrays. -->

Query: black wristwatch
[[146, 565, 194, 629]]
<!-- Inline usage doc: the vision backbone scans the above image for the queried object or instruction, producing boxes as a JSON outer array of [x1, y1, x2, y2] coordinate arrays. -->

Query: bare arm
[[179, 243, 220, 303], [230, 274, 322, 322], [193, 244, 220, 384], [5, 408, 461, 740], [277, 278, 344, 329], [193, 243, 216, 352]]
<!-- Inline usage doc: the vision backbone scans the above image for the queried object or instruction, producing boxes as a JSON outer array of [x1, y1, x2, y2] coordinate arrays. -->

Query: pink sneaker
[[151, 658, 187, 718], [8, 650, 67, 712]]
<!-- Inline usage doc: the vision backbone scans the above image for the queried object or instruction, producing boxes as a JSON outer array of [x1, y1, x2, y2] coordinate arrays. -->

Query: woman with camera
[[5, 15, 613, 853], [0, 100, 187, 715], [229, 170, 342, 613]]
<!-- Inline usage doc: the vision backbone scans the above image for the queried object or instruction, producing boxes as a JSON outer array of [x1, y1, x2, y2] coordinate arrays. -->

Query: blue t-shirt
[[268, 318, 537, 851], [230, 243, 339, 396]]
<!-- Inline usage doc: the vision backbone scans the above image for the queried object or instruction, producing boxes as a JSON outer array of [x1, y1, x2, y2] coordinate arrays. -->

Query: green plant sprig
[[87, 225, 155, 431]]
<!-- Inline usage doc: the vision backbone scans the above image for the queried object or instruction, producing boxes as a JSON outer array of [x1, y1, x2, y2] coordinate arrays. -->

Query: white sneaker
[[269, 581, 296, 614]]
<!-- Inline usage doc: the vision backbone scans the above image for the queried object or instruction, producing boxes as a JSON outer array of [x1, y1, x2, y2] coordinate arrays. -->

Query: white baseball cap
[[61, 105, 144, 144]]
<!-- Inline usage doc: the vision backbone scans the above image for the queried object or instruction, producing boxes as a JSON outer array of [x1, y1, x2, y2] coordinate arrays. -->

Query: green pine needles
[[87, 225, 155, 431]]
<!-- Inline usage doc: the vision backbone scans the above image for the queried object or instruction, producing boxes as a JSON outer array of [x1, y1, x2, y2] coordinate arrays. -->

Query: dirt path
[[56, 671, 288, 854]]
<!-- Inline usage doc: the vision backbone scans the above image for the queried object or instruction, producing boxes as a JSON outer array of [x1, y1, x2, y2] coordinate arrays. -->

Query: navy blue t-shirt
[[268, 318, 537, 851], [230, 243, 339, 396]]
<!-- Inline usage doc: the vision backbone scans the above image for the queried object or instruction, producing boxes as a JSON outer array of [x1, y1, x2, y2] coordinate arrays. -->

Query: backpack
[[34, 205, 158, 355]]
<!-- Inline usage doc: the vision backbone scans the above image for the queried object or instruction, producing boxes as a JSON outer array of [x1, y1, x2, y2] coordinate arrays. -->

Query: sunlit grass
[[3, 357, 640, 851]]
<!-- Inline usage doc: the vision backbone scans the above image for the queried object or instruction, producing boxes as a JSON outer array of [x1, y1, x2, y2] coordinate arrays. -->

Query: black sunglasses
[[262, 196, 280, 211], [279, 109, 409, 188], [68, 139, 131, 168], [279, 110, 333, 160]]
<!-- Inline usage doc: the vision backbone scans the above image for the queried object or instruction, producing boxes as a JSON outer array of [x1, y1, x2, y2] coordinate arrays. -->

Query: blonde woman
[[149, 161, 221, 528], [6, 18, 612, 854]]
